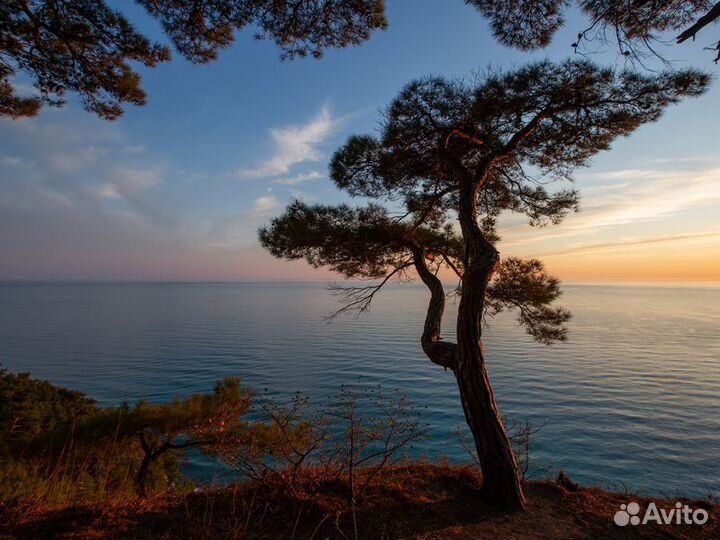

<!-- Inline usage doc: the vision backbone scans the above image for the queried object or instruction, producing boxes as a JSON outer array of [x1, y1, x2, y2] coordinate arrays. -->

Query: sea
[[1, 282, 718, 497]]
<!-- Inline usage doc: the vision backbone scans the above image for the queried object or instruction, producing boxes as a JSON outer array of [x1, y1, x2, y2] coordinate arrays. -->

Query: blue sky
[[1, 0, 719, 282]]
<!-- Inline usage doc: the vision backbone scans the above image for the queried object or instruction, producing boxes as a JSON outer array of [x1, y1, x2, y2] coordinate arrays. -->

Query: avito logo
[[614, 501, 709, 527]]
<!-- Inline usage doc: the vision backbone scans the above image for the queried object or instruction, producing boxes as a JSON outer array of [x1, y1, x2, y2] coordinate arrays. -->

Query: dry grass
[[1, 464, 717, 540]]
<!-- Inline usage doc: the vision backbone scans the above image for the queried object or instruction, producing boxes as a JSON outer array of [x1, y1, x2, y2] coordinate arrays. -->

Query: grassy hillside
[[1, 370, 716, 539], [2, 464, 717, 539]]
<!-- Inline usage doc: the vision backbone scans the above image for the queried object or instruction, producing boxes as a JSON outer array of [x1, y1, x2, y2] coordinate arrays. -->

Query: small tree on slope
[[260, 59, 708, 510]]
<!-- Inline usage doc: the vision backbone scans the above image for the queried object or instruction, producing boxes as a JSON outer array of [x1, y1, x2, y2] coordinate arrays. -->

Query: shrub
[[0, 370, 251, 506], [234, 385, 428, 503]]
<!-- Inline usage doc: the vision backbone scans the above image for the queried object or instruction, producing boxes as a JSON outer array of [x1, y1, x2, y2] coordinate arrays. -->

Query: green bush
[[0, 369, 250, 505]]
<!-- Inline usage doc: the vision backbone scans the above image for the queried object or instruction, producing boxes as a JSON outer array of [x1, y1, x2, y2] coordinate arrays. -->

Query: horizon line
[[1, 279, 719, 289]]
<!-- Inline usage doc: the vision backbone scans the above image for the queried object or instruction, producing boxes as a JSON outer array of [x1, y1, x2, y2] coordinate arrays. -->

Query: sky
[[1, 0, 719, 283]]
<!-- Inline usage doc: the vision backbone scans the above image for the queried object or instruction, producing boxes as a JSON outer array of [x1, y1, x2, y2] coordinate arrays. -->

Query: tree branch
[[677, 2, 720, 43], [409, 185, 454, 232], [326, 262, 412, 319], [444, 128, 485, 148], [494, 105, 554, 161], [411, 245, 457, 371]]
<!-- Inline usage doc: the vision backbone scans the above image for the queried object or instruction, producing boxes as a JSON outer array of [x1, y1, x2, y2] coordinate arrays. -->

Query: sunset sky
[[1, 1, 718, 283]]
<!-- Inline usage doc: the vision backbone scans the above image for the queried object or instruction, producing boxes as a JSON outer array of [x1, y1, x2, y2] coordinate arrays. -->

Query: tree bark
[[136, 432, 163, 496], [410, 222, 526, 509], [135, 452, 155, 495], [411, 245, 457, 371], [677, 2, 720, 43], [453, 173, 527, 510]]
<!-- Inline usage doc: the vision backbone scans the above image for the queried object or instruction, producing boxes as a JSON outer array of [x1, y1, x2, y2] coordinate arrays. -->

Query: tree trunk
[[135, 452, 154, 496], [411, 245, 457, 371], [455, 306, 527, 509], [136, 431, 163, 497], [411, 234, 526, 509], [454, 174, 527, 510]]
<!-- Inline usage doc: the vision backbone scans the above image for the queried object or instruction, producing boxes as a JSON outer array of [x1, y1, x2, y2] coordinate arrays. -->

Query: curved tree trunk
[[453, 176, 527, 510], [411, 245, 457, 371], [411, 232, 526, 510]]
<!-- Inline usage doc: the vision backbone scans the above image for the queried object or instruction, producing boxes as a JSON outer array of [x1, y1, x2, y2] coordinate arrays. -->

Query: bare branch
[[326, 262, 412, 319]]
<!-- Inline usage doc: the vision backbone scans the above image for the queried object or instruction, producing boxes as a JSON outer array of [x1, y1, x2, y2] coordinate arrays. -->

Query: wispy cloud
[[49, 146, 108, 172], [93, 168, 164, 201], [273, 171, 324, 185], [235, 105, 336, 179], [635, 155, 716, 165], [0, 115, 175, 228], [248, 195, 281, 220], [580, 168, 667, 181], [0, 115, 205, 279], [502, 165, 720, 248], [535, 231, 720, 257], [0, 155, 24, 167]]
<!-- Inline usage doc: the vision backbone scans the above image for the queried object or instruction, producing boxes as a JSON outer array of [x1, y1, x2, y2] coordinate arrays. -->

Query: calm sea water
[[1, 282, 718, 497]]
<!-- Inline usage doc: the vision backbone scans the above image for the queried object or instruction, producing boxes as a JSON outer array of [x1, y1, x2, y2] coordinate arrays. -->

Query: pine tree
[[260, 59, 708, 509]]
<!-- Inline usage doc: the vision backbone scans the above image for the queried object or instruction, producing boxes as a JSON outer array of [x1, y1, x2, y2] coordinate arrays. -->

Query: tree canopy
[[263, 59, 708, 344], [0, 367, 97, 438], [331, 60, 707, 206], [469, 0, 720, 63], [1, 0, 386, 119], [4, 1, 715, 120], [259, 200, 569, 344]]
